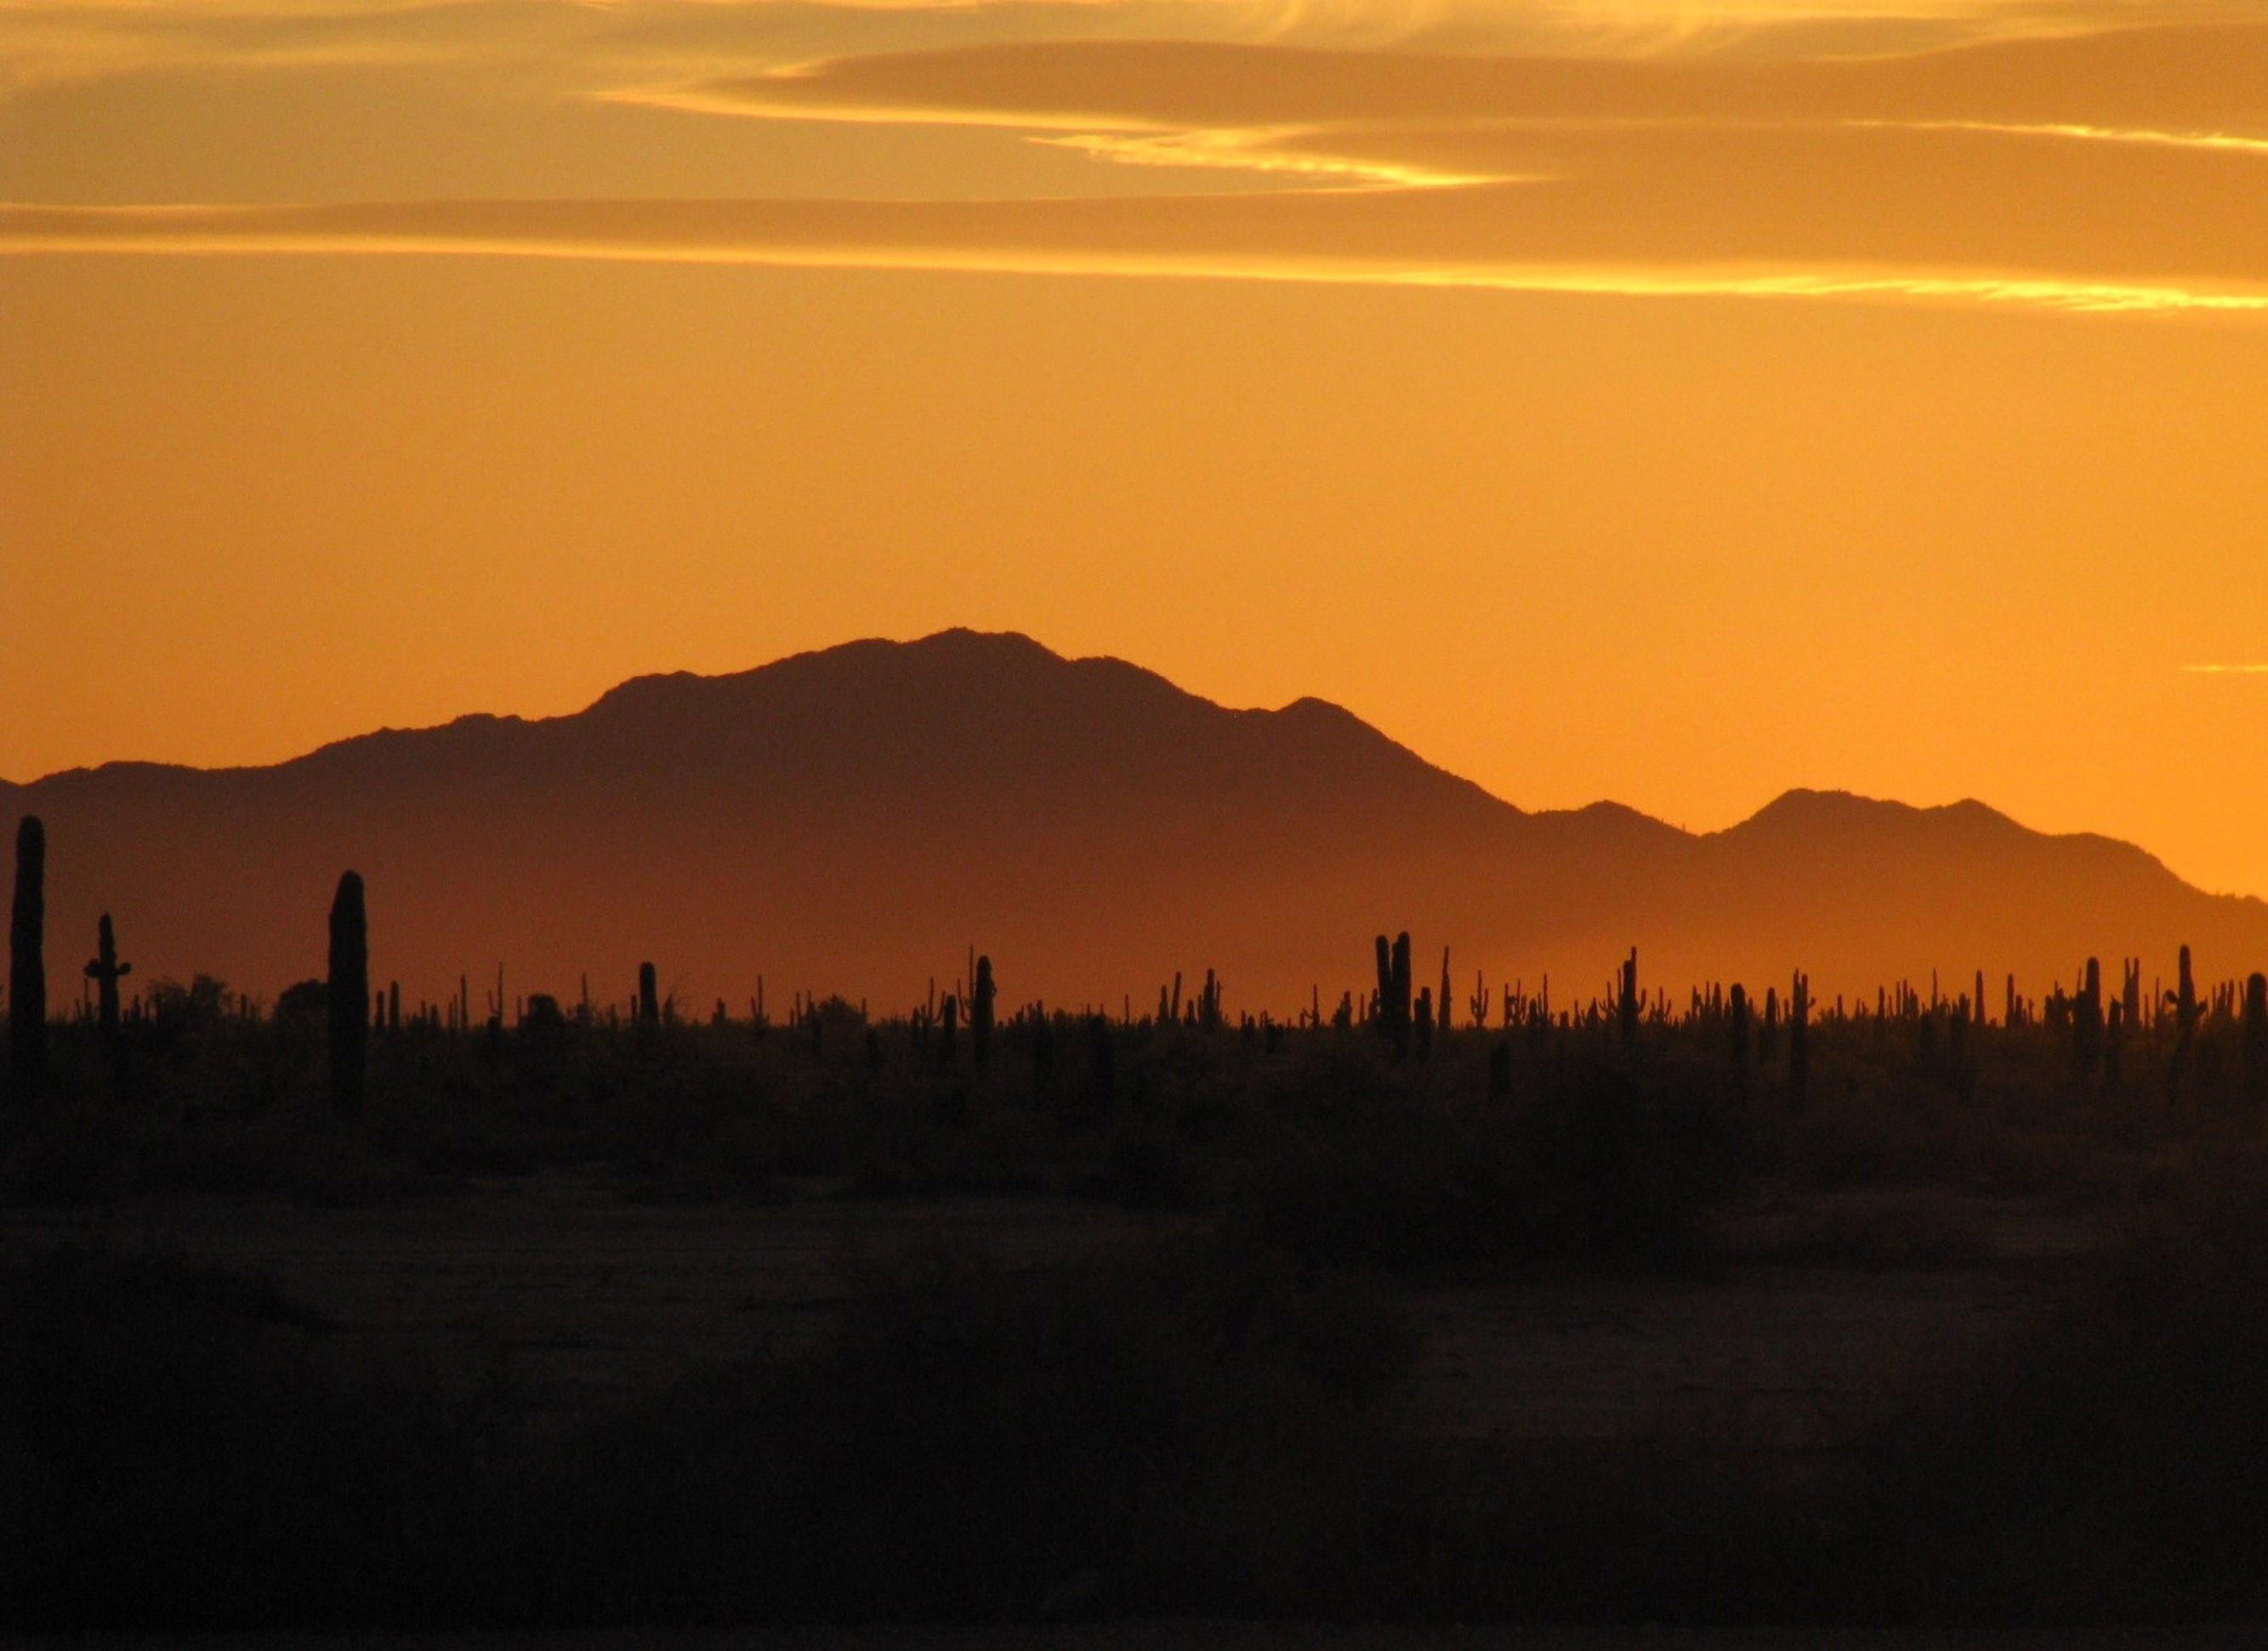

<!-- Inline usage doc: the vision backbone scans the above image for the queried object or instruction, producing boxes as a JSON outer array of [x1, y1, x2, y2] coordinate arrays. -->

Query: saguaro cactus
[[1390, 933, 1413, 1061], [1728, 982, 1751, 1090], [1618, 948, 1640, 1045], [2073, 958, 2104, 1078], [1789, 971, 1810, 1112], [638, 962, 660, 1028], [327, 872, 369, 1115], [972, 955, 997, 1072], [1438, 948, 1452, 1033], [83, 914, 133, 1043], [2169, 944, 2199, 1108], [9, 816, 44, 1100], [1371, 934, 1413, 1060], [2245, 973, 2268, 1109]]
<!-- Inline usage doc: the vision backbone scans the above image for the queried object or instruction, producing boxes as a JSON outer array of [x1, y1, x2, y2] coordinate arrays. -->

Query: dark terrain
[[10, 981, 2268, 1631]]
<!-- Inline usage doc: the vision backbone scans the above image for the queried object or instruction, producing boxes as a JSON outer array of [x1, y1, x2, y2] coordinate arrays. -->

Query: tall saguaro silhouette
[[1373, 932, 1413, 1062], [328, 872, 369, 1115], [84, 914, 133, 1045], [2170, 943, 2199, 1108], [9, 816, 46, 1101], [2073, 957, 2104, 1079], [1789, 971, 1811, 1112], [2245, 974, 2268, 1110], [1728, 982, 1751, 1092], [971, 955, 997, 1073]]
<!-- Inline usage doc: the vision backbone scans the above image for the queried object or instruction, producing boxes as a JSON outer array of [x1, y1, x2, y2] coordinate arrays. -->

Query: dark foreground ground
[[5, 1174, 2086, 1451], [50, 1625, 2268, 1649], [11, 1006, 2268, 1631]]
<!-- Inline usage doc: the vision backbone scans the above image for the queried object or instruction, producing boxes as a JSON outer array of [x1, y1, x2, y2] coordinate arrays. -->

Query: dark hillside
[[9, 631, 2265, 1009]]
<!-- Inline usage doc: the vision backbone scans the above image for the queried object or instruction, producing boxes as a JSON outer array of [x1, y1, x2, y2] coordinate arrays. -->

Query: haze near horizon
[[7, 0, 2267, 899]]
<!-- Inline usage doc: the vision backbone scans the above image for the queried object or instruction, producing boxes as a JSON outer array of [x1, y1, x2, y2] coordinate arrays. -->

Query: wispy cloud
[[7, 0, 2265, 100], [673, 28, 2268, 139], [1041, 126, 1498, 186], [12, 14, 2268, 315], [616, 25, 2268, 204], [2181, 664, 2268, 675], [8, 195, 2267, 316]]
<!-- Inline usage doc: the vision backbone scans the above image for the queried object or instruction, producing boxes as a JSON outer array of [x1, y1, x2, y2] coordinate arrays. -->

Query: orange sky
[[6, 1, 2268, 897]]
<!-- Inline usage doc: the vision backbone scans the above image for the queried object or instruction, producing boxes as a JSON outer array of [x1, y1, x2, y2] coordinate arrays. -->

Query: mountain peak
[[12, 635, 2260, 1005], [1731, 788, 2023, 839]]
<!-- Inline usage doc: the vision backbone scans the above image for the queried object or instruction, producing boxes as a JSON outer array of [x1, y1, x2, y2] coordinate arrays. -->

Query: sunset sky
[[6, 1, 2268, 897]]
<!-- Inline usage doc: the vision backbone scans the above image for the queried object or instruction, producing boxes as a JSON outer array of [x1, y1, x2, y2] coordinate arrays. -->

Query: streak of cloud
[[8, 0, 2265, 101], [678, 28, 2268, 138], [7, 195, 2267, 316], [1042, 126, 1498, 185], [12, 11, 2268, 316]]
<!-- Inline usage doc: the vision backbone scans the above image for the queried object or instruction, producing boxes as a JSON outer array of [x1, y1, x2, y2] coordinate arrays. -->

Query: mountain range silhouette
[[7, 629, 2263, 1012]]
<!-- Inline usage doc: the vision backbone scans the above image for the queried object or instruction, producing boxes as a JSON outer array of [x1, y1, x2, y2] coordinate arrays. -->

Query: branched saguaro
[[2170, 944, 2199, 1109], [2073, 957, 2104, 1079], [328, 872, 369, 1116], [1789, 971, 1810, 1113], [2244, 973, 2268, 1110], [1391, 933, 1412, 1060], [972, 955, 997, 1072], [1373, 933, 1413, 1061], [84, 914, 132, 1045], [9, 816, 45, 1102]]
